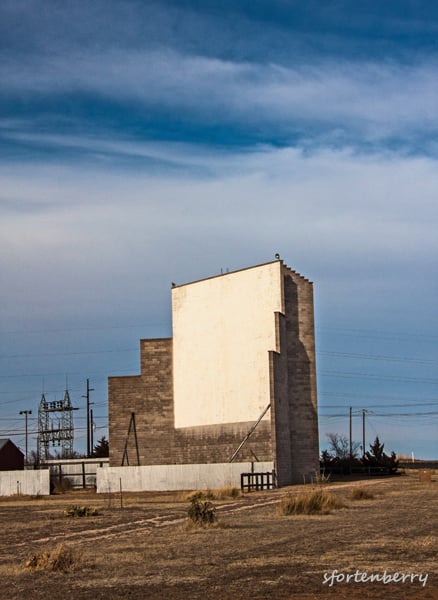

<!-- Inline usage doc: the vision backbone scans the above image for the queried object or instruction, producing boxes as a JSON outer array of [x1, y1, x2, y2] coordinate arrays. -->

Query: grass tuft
[[279, 489, 345, 515], [349, 487, 374, 500], [25, 544, 79, 572], [207, 486, 241, 500], [314, 472, 331, 485], [184, 486, 241, 502]]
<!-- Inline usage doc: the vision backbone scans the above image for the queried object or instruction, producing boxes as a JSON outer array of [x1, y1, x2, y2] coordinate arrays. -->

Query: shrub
[[188, 497, 217, 527], [349, 487, 374, 500], [279, 489, 345, 515], [25, 544, 78, 572], [64, 505, 98, 517], [52, 477, 73, 494]]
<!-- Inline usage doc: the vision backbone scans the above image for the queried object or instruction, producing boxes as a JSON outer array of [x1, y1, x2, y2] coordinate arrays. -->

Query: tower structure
[[37, 389, 76, 462]]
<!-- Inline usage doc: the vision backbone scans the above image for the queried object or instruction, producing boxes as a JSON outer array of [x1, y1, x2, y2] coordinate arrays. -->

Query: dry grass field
[[0, 470, 436, 599]]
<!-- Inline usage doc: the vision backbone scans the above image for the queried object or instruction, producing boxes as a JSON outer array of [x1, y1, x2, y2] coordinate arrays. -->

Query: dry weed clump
[[349, 487, 375, 501], [187, 497, 217, 528], [52, 477, 73, 494], [64, 505, 98, 517], [208, 486, 241, 500], [184, 486, 240, 502], [279, 489, 345, 515], [25, 544, 79, 572], [313, 472, 331, 485]]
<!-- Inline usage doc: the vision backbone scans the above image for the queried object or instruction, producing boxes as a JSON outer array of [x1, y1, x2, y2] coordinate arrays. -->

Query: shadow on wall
[[284, 274, 319, 483]]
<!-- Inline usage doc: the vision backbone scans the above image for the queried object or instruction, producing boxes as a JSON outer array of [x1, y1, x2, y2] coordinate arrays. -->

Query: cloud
[[0, 130, 246, 174], [3, 0, 438, 157], [2, 39, 438, 150], [1, 144, 437, 329]]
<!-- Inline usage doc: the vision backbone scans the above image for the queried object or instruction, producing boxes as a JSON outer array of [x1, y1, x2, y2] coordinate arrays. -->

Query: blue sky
[[1, 0, 437, 459]]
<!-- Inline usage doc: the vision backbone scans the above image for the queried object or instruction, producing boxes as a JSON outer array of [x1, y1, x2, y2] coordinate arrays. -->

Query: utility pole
[[82, 379, 94, 457], [362, 409, 368, 458], [19, 410, 32, 465], [349, 406, 353, 459], [90, 408, 94, 455]]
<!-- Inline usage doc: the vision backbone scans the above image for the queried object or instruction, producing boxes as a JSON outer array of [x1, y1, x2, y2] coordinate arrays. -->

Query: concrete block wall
[[281, 265, 319, 483], [175, 421, 272, 464], [109, 338, 174, 467], [109, 339, 273, 467]]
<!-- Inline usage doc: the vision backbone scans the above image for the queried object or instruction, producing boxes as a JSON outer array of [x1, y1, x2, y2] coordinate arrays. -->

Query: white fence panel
[[0, 469, 50, 496]]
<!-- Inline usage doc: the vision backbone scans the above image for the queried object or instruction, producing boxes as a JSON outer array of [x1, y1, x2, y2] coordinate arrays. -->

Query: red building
[[0, 439, 24, 471]]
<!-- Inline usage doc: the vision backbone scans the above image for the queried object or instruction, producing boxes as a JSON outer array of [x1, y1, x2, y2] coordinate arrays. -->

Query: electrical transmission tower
[[37, 389, 77, 462]]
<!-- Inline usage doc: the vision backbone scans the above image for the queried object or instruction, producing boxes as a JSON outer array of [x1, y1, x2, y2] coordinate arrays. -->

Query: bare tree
[[326, 433, 360, 459]]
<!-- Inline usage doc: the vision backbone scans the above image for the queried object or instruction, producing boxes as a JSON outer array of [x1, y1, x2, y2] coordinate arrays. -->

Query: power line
[[318, 350, 438, 366], [320, 391, 437, 400], [317, 326, 438, 341], [319, 402, 438, 409], [1, 323, 436, 340], [0, 388, 81, 396], [369, 411, 438, 417], [0, 321, 168, 335], [0, 348, 137, 360], [319, 411, 438, 418], [2, 344, 435, 364], [319, 370, 438, 384], [0, 368, 139, 379], [1, 367, 436, 398]]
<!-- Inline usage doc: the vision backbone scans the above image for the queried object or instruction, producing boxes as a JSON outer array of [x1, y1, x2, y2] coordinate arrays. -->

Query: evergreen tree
[[362, 436, 398, 473], [92, 436, 109, 458]]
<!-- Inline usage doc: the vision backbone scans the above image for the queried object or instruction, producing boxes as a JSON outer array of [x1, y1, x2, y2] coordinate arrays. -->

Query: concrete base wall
[[0, 469, 50, 496], [96, 462, 274, 493]]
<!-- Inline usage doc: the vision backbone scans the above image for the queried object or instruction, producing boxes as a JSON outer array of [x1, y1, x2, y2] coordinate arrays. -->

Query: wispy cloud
[[2, 47, 438, 151]]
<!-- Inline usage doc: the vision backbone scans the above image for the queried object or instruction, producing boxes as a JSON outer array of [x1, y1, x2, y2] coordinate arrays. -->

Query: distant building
[[0, 439, 24, 471], [108, 259, 319, 486]]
